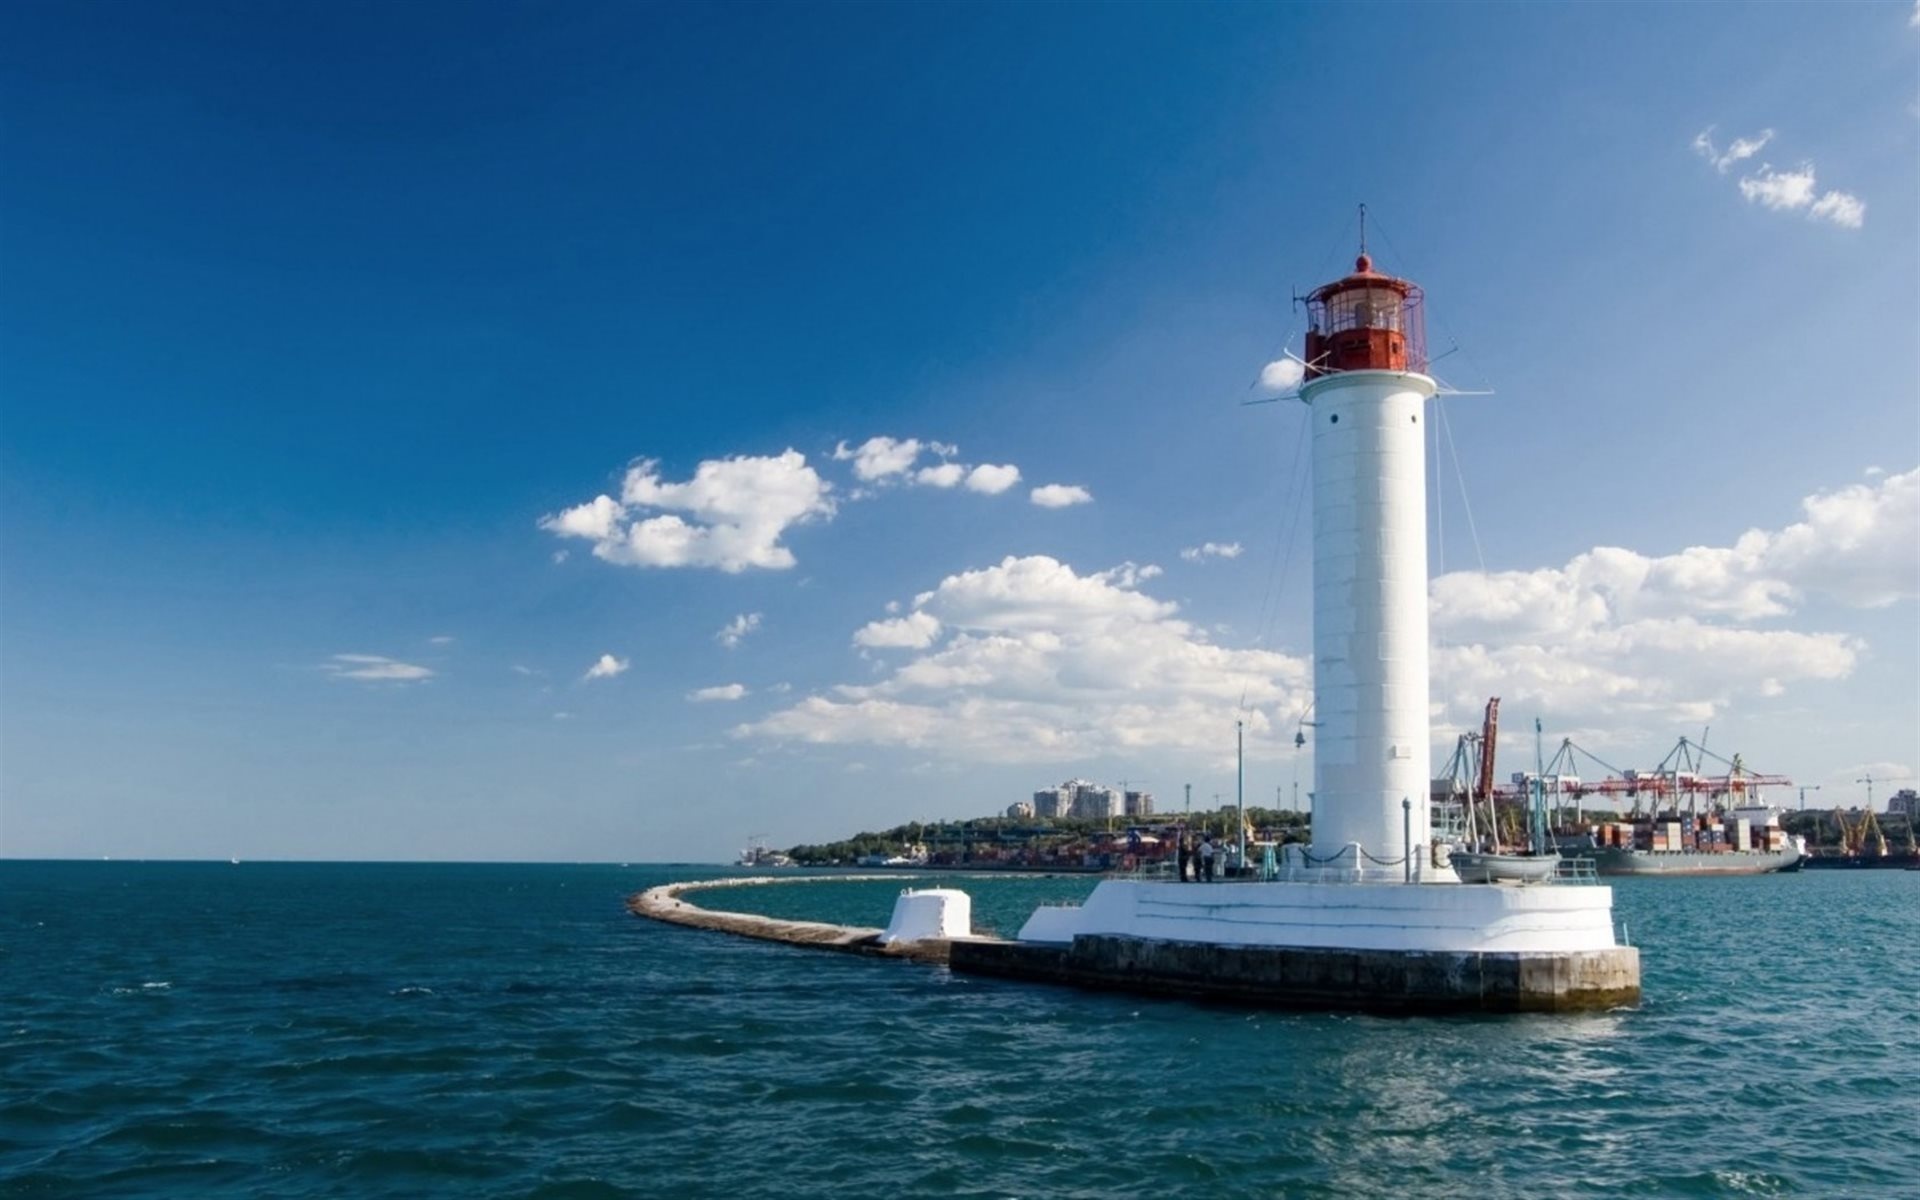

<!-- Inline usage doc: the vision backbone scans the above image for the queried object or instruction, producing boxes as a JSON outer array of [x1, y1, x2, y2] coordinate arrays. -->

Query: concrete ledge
[[628, 877, 957, 964], [948, 934, 1640, 1013]]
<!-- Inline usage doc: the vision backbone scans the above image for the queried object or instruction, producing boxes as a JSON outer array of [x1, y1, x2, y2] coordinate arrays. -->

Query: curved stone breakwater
[[631, 876, 1638, 1012], [628, 876, 960, 964]]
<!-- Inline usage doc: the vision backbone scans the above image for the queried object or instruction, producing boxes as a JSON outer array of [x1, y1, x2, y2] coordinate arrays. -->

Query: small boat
[[1448, 850, 1560, 885]]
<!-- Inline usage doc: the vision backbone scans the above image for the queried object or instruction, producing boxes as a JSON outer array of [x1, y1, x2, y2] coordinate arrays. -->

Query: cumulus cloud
[[583, 654, 630, 681], [1259, 358, 1306, 393], [689, 683, 748, 702], [853, 611, 943, 650], [833, 436, 926, 482], [1738, 163, 1818, 213], [1808, 190, 1866, 229], [540, 450, 834, 573], [322, 654, 434, 683], [915, 462, 966, 488], [1696, 128, 1866, 229], [1031, 483, 1092, 508], [716, 612, 763, 649], [827, 435, 1042, 501], [1181, 541, 1244, 562], [966, 464, 1022, 495], [741, 555, 1310, 763], [1429, 468, 1915, 736]]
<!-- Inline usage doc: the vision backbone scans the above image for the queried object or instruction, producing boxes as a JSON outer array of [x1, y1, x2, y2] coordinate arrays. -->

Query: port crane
[[1495, 735, 1792, 818]]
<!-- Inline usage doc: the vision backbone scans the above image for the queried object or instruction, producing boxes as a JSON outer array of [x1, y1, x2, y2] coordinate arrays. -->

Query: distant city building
[[1021, 778, 1143, 821], [1888, 789, 1918, 818], [1006, 800, 1035, 820], [1032, 786, 1070, 819], [1070, 780, 1123, 820]]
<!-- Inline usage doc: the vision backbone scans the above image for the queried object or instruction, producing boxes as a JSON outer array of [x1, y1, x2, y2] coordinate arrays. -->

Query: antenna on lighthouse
[[1357, 202, 1367, 258]]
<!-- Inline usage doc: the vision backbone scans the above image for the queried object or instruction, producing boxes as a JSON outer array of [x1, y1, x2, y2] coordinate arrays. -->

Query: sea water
[[3, 861, 1915, 1197]]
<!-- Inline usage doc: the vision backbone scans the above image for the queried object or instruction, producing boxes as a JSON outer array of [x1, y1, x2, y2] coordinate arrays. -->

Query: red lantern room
[[1302, 254, 1427, 379]]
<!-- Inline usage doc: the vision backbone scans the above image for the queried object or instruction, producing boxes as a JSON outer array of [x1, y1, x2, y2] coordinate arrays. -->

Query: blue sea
[[3, 862, 1916, 1198]]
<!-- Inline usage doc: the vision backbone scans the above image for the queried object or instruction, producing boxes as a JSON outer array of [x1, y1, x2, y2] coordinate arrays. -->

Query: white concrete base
[[881, 888, 972, 944], [1016, 879, 1620, 954]]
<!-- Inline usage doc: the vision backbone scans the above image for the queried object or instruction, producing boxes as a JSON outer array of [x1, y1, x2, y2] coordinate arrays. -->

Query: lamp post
[[1236, 719, 1246, 877]]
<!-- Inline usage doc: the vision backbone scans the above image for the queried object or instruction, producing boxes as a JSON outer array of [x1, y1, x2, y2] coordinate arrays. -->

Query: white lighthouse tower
[[1299, 252, 1438, 880]]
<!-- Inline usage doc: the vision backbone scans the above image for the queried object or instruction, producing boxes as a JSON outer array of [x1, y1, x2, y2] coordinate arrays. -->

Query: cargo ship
[[1558, 808, 1805, 876]]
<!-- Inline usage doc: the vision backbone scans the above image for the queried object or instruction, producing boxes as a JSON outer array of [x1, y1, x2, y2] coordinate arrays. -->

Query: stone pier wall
[[948, 934, 1640, 1013]]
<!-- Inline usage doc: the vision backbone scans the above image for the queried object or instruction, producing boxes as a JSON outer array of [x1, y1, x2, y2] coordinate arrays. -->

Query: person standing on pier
[[1177, 831, 1192, 882], [1200, 836, 1216, 882]]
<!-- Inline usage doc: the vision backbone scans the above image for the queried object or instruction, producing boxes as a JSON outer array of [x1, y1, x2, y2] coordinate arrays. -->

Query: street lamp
[[1798, 784, 1821, 812]]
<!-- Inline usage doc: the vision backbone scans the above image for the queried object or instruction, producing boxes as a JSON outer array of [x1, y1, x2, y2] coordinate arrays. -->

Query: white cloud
[[1808, 189, 1866, 229], [1737, 163, 1818, 213], [583, 654, 630, 681], [827, 435, 1035, 500], [853, 611, 943, 649], [1429, 468, 1915, 736], [966, 464, 1022, 495], [689, 683, 749, 702], [429, 635, 455, 646], [1692, 126, 1774, 173], [715, 612, 763, 649], [742, 555, 1310, 763], [915, 462, 966, 488], [322, 654, 434, 683], [1912, 0, 1919, 28], [1259, 358, 1305, 393], [1031, 483, 1092, 508], [1693, 128, 1867, 230], [833, 436, 925, 482], [1181, 541, 1244, 562], [540, 450, 834, 573]]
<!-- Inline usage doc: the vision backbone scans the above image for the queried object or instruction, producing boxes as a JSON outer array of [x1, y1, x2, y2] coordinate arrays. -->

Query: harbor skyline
[[2, 2, 1915, 862]]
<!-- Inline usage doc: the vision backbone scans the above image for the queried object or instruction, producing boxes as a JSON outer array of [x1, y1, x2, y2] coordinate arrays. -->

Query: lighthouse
[[978, 222, 1640, 1012], [1299, 253, 1437, 880]]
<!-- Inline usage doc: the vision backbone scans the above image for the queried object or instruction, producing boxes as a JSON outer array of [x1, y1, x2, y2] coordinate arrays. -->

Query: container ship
[[1559, 809, 1804, 876]]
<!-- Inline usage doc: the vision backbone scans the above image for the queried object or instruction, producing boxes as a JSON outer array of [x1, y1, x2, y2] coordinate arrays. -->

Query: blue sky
[[3, 1, 1915, 862]]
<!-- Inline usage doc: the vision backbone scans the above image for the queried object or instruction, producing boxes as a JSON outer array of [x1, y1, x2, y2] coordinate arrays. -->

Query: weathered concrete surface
[[947, 934, 1640, 1013], [628, 877, 955, 964]]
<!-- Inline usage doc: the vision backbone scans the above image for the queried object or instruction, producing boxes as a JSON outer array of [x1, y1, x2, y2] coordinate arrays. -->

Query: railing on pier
[[1554, 856, 1599, 884]]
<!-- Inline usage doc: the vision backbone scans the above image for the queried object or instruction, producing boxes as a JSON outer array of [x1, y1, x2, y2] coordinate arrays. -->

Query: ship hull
[[1582, 846, 1802, 877]]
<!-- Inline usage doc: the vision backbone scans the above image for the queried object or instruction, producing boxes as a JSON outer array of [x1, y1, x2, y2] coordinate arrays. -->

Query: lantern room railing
[[1303, 279, 1427, 377]]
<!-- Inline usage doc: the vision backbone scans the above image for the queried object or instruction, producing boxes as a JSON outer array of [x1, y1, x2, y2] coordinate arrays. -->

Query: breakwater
[[628, 875, 956, 964]]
